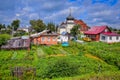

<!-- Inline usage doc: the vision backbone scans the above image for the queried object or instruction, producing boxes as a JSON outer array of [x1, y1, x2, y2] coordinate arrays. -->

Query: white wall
[[100, 34, 120, 43], [107, 36, 120, 43], [60, 28, 66, 34], [66, 23, 74, 33]]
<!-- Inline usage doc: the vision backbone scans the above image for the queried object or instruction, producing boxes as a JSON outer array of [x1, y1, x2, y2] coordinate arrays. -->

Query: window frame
[[41, 37, 45, 41], [109, 36, 112, 40], [116, 36, 119, 40], [101, 36, 105, 40]]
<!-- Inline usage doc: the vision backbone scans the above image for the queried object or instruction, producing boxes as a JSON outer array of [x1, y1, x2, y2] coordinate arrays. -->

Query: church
[[58, 11, 88, 34]]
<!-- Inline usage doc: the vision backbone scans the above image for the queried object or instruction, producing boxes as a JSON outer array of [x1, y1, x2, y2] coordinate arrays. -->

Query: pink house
[[31, 30, 59, 45]]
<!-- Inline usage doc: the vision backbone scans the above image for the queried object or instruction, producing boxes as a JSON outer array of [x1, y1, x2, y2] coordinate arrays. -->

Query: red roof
[[74, 19, 87, 27], [102, 32, 120, 36], [84, 26, 107, 34], [74, 19, 88, 31]]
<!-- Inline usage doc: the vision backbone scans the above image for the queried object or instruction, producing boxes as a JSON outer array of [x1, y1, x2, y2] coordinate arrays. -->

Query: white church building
[[58, 13, 75, 34], [58, 12, 88, 34]]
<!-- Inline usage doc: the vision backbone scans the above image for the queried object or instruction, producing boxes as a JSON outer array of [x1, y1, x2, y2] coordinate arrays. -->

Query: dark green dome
[[66, 14, 74, 20]]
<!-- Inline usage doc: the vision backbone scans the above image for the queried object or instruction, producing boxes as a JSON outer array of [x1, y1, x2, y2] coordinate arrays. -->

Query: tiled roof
[[102, 32, 120, 36], [84, 26, 107, 34]]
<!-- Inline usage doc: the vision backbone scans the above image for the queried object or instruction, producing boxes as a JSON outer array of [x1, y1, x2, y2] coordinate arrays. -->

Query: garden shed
[[1, 36, 30, 50]]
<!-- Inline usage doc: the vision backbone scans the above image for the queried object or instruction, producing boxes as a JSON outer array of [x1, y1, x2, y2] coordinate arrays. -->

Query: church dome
[[66, 14, 74, 20]]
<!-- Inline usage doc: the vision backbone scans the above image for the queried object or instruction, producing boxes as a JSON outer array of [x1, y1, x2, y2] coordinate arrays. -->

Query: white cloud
[[0, 0, 120, 28]]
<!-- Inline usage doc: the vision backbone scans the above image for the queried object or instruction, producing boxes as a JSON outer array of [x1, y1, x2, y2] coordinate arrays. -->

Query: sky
[[0, 0, 120, 28]]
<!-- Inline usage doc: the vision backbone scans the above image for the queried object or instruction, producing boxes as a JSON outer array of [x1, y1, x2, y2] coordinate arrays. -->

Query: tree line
[[0, 19, 58, 36]]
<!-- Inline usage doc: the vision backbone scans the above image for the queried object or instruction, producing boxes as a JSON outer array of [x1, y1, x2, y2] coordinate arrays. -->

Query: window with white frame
[[101, 36, 105, 40]]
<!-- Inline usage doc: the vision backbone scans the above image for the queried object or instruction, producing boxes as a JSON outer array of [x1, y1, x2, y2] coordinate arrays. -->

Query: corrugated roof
[[30, 30, 49, 37], [84, 26, 107, 34], [1, 38, 30, 49]]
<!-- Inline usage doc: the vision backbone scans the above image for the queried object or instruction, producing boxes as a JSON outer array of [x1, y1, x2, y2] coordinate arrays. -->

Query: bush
[[43, 58, 80, 79], [0, 34, 11, 46]]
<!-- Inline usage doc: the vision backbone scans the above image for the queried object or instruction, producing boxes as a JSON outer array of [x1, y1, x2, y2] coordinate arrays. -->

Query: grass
[[53, 71, 120, 80], [0, 41, 120, 79], [84, 53, 105, 62]]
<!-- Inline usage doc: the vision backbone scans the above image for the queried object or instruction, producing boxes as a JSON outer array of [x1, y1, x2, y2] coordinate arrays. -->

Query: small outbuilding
[[1, 36, 30, 50]]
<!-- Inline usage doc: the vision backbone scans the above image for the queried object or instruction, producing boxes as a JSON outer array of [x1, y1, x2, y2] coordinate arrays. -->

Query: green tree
[[70, 25, 80, 38], [0, 24, 6, 31], [117, 30, 120, 34], [30, 19, 46, 32], [56, 25, 59, 32], [47, 22, 56, 32], [0, 34, 11, 47], [113, 28, 117, 31], [7, 25, 12, 30], [11, 19, 20, 31], [14, 30, 27, 37], [108, 27, 113, 31]]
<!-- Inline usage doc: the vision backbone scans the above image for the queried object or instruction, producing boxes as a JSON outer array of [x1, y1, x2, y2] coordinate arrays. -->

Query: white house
[[100, 32, 120, 43], [58, 31, 69, 43]]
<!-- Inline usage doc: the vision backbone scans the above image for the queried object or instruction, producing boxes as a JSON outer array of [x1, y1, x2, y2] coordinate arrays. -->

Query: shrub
[[43, 58, 80, 79], [0, 34, 11, 46]]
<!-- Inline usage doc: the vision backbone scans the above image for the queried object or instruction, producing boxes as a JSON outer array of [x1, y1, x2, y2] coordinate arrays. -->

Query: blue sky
[[0, 0, 120, 28]]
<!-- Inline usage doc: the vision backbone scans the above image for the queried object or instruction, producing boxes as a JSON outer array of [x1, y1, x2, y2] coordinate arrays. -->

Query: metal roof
[[1, 38, 30, 49], [84, 26, 107, 34], [102, 32, 120, 36]]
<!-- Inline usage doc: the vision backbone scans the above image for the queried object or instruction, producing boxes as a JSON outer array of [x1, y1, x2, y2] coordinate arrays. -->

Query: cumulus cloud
[[0, 0, 120, 28]]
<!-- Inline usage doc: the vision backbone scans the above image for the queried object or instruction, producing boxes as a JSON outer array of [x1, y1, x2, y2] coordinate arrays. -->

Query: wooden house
[[84, 26, 108, 41], [31, 30, 59, 45], [84, 26, 120, 43]]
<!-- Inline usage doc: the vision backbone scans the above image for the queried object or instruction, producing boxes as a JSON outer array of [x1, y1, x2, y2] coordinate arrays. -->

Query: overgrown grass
[[0, 41, 120, 79]]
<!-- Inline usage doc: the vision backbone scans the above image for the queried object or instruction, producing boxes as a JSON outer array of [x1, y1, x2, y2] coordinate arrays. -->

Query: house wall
[[60, 35, 68, 42], [60, 28, 66, 34], [66, 20, 75, 33], [107, 36, 120, 43], [100, 34, 108, 42], [100, 34, 120, 43], [33, 36, 58, 45], [96, 34, 100, 41], [86, 34, 100, 41]]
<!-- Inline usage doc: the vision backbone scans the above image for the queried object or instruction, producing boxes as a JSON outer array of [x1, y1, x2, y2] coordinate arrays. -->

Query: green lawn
[[0, 41, 120, 79]]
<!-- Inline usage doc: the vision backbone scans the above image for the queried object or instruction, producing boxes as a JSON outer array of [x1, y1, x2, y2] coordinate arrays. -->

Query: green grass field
[[0, 41, 120, 79]]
